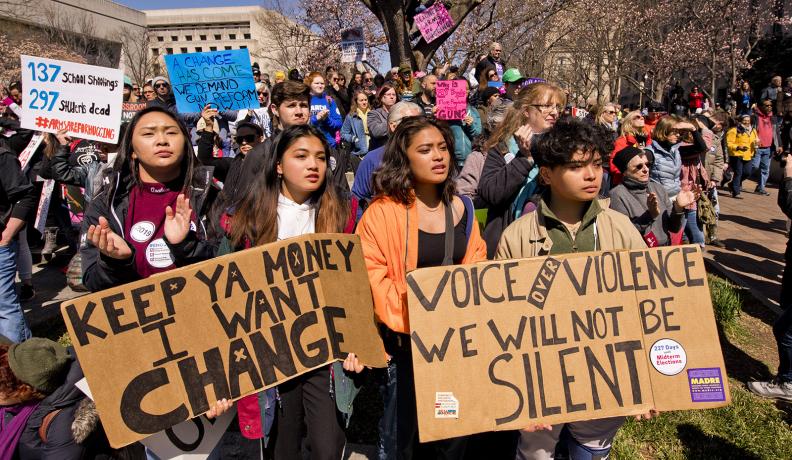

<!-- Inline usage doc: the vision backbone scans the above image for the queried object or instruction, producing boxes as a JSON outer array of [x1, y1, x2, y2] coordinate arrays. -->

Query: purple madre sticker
[[687, 368, 726, 402]]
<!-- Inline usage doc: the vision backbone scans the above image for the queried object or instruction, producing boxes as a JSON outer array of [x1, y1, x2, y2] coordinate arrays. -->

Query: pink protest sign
[[436, 80, 468, 120], [414, 3, 454, 43]]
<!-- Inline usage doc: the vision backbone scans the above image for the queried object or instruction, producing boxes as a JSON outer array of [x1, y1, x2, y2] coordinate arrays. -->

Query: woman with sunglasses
[[610, 146, 692, 247], [646, 115, 708, 246], [478, 68, 501, 93], [367, 83, 400, 151], [477, 82, 566, 257], [326, 71, 351, 117], [609, 110, 652, 185], [232, 82, 273, 139]]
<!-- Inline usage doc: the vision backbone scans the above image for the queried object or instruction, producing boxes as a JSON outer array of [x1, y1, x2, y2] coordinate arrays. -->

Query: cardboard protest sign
[[572, 107, 589, 119], [341, 27, 366, 63], [165, 49, 258, 113], [406, 245, 729, 442], [519, 78, 546, 89], [414, 3, 455, 43], [61, 234, 386, 447], [20, 55, 123, 143], [436, 80, 468, 120], [141, 408, 237, 459], [122, 102, 147, 124]]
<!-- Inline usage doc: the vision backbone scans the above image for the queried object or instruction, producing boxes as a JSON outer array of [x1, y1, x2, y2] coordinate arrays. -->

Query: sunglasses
[[235, 134, 257, 144], [154, 83, 169, 88], [331, 77, 338, 81], [605, 110, 617, 114], [633, 115, 645, 119], [364, 78, 372, 82], [143, 90, 155, 94], [258, 92, 269, 97], [632, 162, 650, 171]]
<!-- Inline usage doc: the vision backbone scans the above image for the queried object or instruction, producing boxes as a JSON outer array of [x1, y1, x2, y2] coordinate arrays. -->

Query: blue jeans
[[751, 147, 772, 191], [0, 240, 30, 343], [683, 209, 706, 247], [559, 425, 613, 460], [729, 156, 753, 196]]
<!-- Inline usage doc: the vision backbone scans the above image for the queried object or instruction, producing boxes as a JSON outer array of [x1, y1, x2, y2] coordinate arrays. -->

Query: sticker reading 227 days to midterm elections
[[649, 338, 687, 376]]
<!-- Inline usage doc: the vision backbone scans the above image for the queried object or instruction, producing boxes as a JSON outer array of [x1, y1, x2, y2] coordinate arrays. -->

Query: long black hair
[[229, 124, 349, 246], [103, 106, 196, 204]]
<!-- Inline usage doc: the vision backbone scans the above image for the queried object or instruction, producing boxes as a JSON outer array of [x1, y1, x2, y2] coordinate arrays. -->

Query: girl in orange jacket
[[356, 117, 487, 459]]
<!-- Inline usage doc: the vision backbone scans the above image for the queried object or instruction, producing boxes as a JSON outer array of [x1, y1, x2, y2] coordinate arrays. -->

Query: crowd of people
[[1, 40, 792, 460]]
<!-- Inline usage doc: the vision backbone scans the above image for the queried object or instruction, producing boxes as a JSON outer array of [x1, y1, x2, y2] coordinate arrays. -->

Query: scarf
[[0, 401, 40, 460], [622, 177, 648, 190]]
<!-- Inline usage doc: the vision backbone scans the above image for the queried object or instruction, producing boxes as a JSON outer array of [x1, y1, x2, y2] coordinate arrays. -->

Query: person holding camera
[[748, 153, 792, 401], [725, 114, 758, 198]]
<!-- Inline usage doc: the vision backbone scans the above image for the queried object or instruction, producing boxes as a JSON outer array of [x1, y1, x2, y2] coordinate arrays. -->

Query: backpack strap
[[460, 195, 475, 243], [39, 408, 62, 444]]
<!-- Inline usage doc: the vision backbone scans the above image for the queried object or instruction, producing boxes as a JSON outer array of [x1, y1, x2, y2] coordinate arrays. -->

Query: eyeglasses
[[154, 83, 169, 88], [633, 115, 645, 120], [529, 104, 563, 114], [605, 110, 617, 114], [632, 162, 650, 171], [258, 92, 269, 97], [143, 90, 155, 95], [235, 135, 257, 144], [331, 78, 338, 82], [364, 78, 373, 82]]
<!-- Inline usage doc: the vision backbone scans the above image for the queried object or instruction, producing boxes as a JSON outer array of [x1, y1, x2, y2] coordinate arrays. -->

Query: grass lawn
[[611, 275, 792, 459]]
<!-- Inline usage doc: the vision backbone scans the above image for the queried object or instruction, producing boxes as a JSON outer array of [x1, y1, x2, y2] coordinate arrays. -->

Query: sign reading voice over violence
[[406, 245, 730, 442], [20, 56, 122, 143], [414, 3, 455, 43], [436, 80, 468, 120], [165, 49, 258, 113], [61, 234, 387, 447]]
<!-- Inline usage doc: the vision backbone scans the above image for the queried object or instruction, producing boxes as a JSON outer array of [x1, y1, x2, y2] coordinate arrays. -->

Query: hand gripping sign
[[20, 56, 123, 143], [61, 234, 387, 447], [406, 245, 730, 442]]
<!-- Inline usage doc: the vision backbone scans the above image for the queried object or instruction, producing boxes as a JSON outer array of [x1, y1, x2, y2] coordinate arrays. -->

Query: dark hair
[[8, 81, 21, 92], [373, 74, 385, 88], [270, 81, 310, 108], [372, 116, 457, 205], [375, 83, 398, 107], [107, 106, 195, 203], [533, 118, 610, 168], [230, 125, 349, 246]]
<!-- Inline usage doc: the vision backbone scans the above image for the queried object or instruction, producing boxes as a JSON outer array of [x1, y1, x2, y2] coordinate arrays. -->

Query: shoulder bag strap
[[442, 201, 454, 266]]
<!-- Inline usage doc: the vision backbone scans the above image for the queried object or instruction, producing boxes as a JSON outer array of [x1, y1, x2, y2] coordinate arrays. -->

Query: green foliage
[[708, 274, 743, 331], [613, 382, 792, 459]]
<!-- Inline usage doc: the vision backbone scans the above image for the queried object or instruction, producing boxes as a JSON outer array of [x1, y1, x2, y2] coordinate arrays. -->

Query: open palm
[[164, 194, 193, 245]]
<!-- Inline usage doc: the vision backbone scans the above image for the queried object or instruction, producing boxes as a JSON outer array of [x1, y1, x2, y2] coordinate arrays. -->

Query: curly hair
[[533, 117, 611, 168], [0, 345, 46, 402], [372, 116, 457, 205]]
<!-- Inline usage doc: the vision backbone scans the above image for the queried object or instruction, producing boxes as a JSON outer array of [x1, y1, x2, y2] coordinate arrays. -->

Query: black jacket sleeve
[[47, 145, 89, 186], [80, 192, 139, 292], [196, 130, 232, 181], [0, 152, 36, 223], [678, 130, 708, 159], [477, 147, 534, 206], [780, 177, 792, 220]]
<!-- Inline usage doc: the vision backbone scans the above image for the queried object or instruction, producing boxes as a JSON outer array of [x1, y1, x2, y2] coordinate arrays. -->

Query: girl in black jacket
[[476, 82, 566, 257], [80, 106, 216, 292]]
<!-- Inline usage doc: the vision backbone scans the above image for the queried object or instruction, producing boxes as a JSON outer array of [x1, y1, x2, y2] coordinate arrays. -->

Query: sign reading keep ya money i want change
[[406, 245, 730, 442], [20, 55, 123, 143], [61, 234, 387, 448]]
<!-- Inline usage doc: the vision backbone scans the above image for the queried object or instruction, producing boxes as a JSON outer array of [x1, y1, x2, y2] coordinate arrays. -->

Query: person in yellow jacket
[[726, 114, 758, 198]]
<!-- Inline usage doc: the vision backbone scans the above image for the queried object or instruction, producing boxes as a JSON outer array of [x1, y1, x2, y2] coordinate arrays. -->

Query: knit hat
[[612, 146, 645, 174], [502, 68, 524, 83], [480, 87, 501, 104], [152, 76, 169, 87], [7, 338, 71, 394], [236, 121, 263, 138], [123, 75, 132, 88], [274, 70, 286, 81]]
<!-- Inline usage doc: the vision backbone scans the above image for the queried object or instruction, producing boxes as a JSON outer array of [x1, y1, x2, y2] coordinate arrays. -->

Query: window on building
[[166, 48, 173, 54], [225, 46, 232, 50], [214, 34, 221, 40], [185, 35, 192, 41], [210, 46, 217, 51], [200, 34, 207, 40], [240, 45, 247, 49], [195, 46, 202, 52], [171, 35, 178, 41], [229, 34, 236, 40], [157, 36, 164, 42], [181, 47, 188, 54], [244, 33, 251, 40], [151, 48, 159, 55]]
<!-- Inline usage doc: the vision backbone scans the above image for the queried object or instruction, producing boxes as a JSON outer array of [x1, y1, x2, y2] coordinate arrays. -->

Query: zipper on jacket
[[110, 172, 124, 238]]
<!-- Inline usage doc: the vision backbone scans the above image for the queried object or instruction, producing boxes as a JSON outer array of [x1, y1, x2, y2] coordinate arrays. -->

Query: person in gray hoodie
[[609, 146, 694, 247]]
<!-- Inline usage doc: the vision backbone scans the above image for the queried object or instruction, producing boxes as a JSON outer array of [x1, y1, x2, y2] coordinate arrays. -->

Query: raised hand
[[342, 352, 365, 374], [647, 192, 661, 218], [164, 194, 192, 245], [86, 216, 132, 259], [206, 398, 232, 419], [55, 128, 71, 146], [514, 124, 534, 157], [675, 189, 697, 209]]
